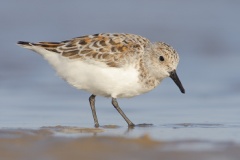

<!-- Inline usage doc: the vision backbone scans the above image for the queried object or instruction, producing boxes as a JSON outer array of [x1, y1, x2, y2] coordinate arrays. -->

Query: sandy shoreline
[[1, 127, 240, 160]]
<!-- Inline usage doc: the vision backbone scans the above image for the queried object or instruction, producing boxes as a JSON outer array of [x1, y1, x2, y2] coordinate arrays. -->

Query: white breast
[[39, 49, 150, 98]]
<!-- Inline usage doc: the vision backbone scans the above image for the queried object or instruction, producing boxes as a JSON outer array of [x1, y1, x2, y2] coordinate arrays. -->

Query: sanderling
[[17, 33, 185, 127]]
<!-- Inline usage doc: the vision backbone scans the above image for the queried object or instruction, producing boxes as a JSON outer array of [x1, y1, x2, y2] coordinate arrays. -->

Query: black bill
[[169, 70, 185, 94]]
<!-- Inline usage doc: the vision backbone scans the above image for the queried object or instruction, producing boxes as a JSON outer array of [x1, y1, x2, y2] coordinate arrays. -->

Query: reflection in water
[[160, 123, 240, 129], [162, 123, 224, 128], [41, 125, 104, 137]]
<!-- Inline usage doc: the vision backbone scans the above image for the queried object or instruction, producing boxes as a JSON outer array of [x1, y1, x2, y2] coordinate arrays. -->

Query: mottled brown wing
[[37, 33, 150, 67]]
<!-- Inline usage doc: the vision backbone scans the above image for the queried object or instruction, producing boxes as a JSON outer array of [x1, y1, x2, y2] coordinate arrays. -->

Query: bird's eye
[[159, 56, 164, 61]]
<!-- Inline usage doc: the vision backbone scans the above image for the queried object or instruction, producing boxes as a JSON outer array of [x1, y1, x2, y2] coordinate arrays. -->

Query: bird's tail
[[17, 41, 35, 49], [17, 41, 63, 53]]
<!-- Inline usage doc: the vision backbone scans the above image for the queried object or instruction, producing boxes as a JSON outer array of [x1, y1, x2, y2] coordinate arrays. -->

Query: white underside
[[30, 47, 151, 98]]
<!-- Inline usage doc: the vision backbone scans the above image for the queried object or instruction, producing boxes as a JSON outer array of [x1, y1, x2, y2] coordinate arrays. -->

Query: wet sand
[[1, 126, 240, 160]]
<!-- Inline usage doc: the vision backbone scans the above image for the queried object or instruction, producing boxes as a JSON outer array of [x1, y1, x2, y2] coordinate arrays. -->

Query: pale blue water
[[1, 1, 240, 142]]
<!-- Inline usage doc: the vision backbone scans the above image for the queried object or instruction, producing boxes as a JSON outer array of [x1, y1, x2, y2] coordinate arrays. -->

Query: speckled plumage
[[18, 33, 185, 127], [24, 33, 149, 66]]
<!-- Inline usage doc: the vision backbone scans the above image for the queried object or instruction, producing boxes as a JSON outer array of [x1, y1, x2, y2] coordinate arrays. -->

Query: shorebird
[[18, 33, 185, 127]]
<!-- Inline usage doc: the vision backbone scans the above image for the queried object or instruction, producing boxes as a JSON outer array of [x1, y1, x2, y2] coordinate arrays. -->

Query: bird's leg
[[111, 98, 135, 127], [89, 94, 99, 127]]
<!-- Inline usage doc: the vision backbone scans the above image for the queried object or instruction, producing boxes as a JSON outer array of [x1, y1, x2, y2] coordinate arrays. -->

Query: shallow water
[[1, 1, 240, 159]]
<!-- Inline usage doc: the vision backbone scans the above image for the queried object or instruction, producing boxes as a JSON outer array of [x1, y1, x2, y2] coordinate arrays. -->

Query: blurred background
[[0, 0, 240, 132]]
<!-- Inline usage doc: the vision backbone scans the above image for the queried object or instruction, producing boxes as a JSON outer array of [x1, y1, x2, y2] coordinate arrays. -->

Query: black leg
[[111, 98, 135, 126], [89, 94, 99, 127]]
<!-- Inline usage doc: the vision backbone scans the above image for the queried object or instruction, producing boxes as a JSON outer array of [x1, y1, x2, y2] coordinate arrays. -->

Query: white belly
[[41, 51, 149, 98]]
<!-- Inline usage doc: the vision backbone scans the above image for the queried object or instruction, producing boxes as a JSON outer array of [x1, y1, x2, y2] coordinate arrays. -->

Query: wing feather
[[28, 33, 151, 67]]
